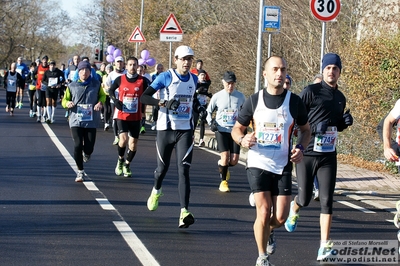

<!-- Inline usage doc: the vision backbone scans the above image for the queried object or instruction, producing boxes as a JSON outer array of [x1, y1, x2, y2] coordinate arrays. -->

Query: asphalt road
[[0, 89, 398, 266]]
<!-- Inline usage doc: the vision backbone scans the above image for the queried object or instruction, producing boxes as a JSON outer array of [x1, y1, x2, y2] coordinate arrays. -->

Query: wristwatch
[[238, 136, 244, 146], [159, 99, 167, 107]]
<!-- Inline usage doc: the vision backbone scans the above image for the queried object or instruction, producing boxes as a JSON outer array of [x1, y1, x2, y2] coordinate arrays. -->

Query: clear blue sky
[[60, 0, 91, 45]]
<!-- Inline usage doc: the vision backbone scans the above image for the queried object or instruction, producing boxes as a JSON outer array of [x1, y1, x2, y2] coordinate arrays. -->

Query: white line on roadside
[[336, 200, 376, 214], [113, 221, 160, 266], [42, 122, 160, 266]]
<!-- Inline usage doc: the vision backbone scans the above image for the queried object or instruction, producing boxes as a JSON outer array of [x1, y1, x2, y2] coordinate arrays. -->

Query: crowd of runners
[[3, 46, 356, 266]]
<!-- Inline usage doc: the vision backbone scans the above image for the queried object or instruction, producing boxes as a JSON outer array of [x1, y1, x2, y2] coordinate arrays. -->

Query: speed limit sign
[[310, 0, 341, 22]]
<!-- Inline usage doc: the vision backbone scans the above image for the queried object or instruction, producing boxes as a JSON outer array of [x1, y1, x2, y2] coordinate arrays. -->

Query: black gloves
[[198, 106, 207, 121], [343, 109, 353, 126], [210, 119, 218, 132], [166, 99, 180, 111], [114, 99, 124, 110]]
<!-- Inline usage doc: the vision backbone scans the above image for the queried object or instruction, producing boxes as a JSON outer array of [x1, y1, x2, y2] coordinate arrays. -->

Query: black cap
[[42, 55, 48, 60], [223, 71, 236, 83], [198, 69, 206, 75], [49, 60, 56, 65], [196, 59, 203, 63]]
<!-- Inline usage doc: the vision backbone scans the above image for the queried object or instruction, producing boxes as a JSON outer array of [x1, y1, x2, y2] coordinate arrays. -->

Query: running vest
[[67, 64, 78, 81], [36, 64, 49, 90], [115, 75, 144, 121], [6, 72, 18, 92], [247, 90, 294, 174], [67, 79, 101, 129], [157, 69, 196, 130]]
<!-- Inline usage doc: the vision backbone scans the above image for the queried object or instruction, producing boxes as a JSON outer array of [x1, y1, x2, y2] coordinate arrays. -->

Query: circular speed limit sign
[[310, 0, 341, 22]]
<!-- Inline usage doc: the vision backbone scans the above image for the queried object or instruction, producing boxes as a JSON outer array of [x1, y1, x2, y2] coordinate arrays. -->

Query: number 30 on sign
[[310, 0, 341, 22]]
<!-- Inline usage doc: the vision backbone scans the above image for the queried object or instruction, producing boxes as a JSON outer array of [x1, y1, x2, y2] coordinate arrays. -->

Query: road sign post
[[310, 0, 341, 72], [262, 6, 281, 62]]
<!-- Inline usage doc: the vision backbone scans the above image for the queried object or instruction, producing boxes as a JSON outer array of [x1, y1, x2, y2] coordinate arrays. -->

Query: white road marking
[[96, 198, 116, 210], [83, 181, 99, 191], [113, 221, 160, 266], [336, 200, 376, 214], [42, 123, 160, 266]]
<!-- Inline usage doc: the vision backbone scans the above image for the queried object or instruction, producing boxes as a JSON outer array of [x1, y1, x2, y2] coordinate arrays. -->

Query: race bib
[[122, 96, 138, 113], [256, 122, 283, 150], [7, 79, 17, 92], [313, 126, 338, 152], [220, 109, 237, 127], [171, 95, 192, 120], [197, 94, 207, 106], [77, 104, 93, 122], [48, 77, 58, 87]]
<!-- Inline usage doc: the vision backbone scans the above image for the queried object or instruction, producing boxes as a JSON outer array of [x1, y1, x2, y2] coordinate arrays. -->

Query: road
[[0, 90, 397, 266]]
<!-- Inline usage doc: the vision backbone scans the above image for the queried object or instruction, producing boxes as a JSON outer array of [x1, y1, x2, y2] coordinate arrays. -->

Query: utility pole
[[100, 2, 105, 61]]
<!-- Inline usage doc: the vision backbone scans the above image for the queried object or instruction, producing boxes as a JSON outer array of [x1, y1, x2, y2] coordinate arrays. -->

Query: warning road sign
[[159, 13, 183, 34], [128, 26, 146, 43]]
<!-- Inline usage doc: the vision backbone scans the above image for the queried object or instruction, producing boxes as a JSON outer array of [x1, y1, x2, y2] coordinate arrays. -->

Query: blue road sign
[[263, 6, 281, 33]]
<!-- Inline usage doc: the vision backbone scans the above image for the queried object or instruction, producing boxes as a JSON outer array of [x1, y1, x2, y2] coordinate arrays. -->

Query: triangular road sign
[[159, 13, 183, 34], [128, 26, 146, 43]]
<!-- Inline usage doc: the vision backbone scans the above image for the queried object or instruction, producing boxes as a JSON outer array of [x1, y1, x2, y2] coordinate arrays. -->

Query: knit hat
[[286, 74, 292, 85], [322, 53, 342, 72], [198, 69, 206, 75], [77, 61, 91, 71]]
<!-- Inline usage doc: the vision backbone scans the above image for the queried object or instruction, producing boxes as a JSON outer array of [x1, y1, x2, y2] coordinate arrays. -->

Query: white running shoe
[[75, 171, 86, 182]]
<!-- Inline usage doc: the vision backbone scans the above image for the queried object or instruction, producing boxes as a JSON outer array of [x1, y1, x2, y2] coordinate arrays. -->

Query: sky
[[60, 0, 92, 45]]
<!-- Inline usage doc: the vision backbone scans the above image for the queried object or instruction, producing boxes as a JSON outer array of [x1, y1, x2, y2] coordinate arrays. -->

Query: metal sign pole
[[255, 0, 264, 93], [268, 33, 272, 58], [320, 22, 326, 73], [169, 42, 172, 69]]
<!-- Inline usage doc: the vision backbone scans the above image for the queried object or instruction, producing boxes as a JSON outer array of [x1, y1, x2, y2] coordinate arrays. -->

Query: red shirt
[[115, 75, 145, 121], [36, 64, 50, 90]]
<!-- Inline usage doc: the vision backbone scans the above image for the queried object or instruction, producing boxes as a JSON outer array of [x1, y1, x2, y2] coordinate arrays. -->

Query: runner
[[284, 53, 353, 261], [206, 71, 245, 192], [33, 55, 50, 122], [150, 64, 164, 130], [231, 56, 310, 266], [15, 57, 29, 109], [102, 64, 113, 131], [194, 69, 212, 146], [25, 62, 38, 117], [109, 56, 149, 177], [4, 62, 24, 116], [105, 56, 127, 145], [190, 59, 211, 85], [140, 45, 207, 228], [61, 61, 106, 182], [41, 60, 64, 123], [137, 64, 151, 134]]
